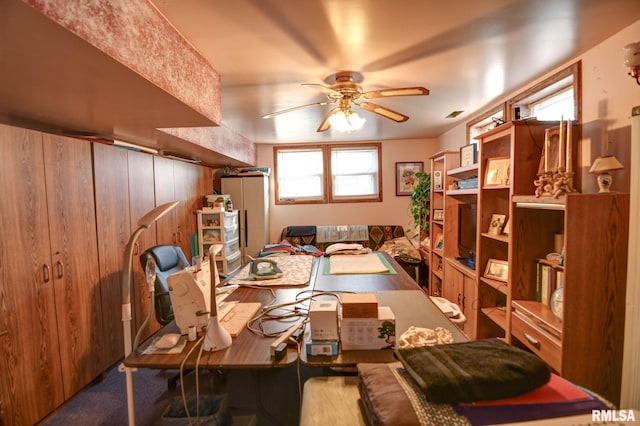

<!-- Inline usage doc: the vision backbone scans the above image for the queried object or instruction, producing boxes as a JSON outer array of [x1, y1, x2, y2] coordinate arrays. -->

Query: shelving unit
[[475, 120, 548, 339], [428, 150, 459, 297], [510, 193, 629, 406], [196, 208, 242, 275]]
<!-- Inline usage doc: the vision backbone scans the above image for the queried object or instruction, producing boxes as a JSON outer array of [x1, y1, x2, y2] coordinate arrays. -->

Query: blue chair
[[139, 244, 190, 325]]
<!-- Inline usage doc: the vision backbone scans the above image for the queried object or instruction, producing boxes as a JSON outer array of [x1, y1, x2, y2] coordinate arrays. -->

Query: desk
[[125, 253, 462, 370], [125, 280, 316, 370]]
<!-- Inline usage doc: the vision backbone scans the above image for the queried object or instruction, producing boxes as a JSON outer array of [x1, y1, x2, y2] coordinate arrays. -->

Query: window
[[509, 62, 581, 122], [274, 143, 382, 204], [466, 62, 581, 143]]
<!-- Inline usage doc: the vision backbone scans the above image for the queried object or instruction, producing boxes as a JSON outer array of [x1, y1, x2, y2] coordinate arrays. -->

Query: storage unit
[[197, 209, 242, 275], [428, 150, 459, 297], [221, 174, 270, 263], [510, 193, 629, 406], [475, 121, 547, 339], [0, 125, 106, 425]]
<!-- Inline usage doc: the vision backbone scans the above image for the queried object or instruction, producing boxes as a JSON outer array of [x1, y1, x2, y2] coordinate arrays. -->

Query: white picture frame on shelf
[[485, 157, 510, 186], [484, 258, 509, 282], [433, 170, 443, 190]]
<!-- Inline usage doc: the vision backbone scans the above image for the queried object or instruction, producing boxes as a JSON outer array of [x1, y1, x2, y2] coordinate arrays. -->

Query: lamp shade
[[329, 108, 366, 132], [589, 155, 624, 173]]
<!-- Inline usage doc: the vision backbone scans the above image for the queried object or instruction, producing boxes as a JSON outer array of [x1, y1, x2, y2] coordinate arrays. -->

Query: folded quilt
[[285, 225, 316, 237], [395, 338, 550, 403], [316, 225, 368, 243]]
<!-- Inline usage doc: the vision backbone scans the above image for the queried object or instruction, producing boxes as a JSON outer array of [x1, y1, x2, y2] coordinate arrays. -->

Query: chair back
[[139, 244, 190, 325]]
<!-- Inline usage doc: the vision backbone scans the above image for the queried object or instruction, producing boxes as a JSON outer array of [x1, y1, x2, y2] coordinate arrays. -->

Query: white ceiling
[[151, 0, 640, 144]]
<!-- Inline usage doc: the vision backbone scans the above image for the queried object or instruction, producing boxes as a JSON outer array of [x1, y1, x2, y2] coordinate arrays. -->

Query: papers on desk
[[329, 253, 390, 274], [227, 255, 315, 286]]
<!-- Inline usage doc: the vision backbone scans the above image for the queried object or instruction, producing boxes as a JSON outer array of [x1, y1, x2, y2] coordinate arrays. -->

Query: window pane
[[330, 146, 379, 199], [333, 174, 376, 197], [530, 88, 575, 121], [276, 148, 324, 200]]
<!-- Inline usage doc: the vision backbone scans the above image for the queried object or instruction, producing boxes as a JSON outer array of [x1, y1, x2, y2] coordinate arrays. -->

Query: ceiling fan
[[262, 71, 429, 132]]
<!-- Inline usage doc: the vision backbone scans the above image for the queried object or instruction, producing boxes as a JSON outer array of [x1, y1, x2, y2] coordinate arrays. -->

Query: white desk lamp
[[203, 244, 232, 351], [120, 201, 178, 426]]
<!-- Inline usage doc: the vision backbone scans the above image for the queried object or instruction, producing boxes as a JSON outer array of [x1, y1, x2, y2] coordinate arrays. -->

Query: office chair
[[139, 244, 190, 325]]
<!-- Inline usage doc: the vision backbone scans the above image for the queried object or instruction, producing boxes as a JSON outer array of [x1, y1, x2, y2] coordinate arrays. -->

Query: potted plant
[[409, 171, 431, 240]]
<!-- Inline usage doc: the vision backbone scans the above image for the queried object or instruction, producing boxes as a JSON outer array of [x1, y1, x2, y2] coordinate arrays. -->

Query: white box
[[309, 300, 339, 341], [341, 306, 396, 350]]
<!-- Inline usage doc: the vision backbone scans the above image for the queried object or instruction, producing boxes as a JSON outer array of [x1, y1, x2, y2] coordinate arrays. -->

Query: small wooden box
[[341, 293, 378, 318]]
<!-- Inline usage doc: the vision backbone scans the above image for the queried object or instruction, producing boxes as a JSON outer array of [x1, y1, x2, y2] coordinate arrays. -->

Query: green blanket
[[396, 338, 550, 403]]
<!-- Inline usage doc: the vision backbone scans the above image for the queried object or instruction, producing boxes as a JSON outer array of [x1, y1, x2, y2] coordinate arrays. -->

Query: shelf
[[444, 257, 476, 278], [446, 188, 478, 196], [480, 277, 508, 294], [447, 163, 479, 179], [481, 307, 508, 330], [513, 195, 566, 210], [432, 269, 443, 280], [482, 185, 510, 190], [480, 232, 509, 243]]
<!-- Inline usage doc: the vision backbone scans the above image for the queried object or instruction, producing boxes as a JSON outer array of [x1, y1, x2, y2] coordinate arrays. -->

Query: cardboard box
[[309, 300, 339, 340], [341, 293, 378, 318], [305, 340, 340, 356], [341, 306, 396, 350]]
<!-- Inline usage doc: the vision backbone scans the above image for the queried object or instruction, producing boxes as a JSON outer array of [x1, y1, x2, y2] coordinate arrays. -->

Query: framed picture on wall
[[396, 162, 424, 196]]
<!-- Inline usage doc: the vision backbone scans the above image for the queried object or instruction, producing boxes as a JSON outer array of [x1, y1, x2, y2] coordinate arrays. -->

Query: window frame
[[273, 142, 382, 205], [466, 62, 582, 143]]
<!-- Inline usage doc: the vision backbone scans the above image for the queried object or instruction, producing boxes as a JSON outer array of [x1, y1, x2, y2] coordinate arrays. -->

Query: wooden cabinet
[[94, 145, 160, 366], [0, 125, 105, 425], [443, 259, 477, 336], [154, 157, 214, 260], [510, 193, 629, 406], [197, 209, 242, 274]]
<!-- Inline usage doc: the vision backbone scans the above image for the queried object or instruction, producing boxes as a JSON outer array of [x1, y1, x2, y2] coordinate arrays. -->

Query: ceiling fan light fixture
[[329, 108, 366, 132]]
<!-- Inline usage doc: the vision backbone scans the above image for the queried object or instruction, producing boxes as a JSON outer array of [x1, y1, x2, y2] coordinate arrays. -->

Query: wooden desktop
[[124, 252, 465, 370]]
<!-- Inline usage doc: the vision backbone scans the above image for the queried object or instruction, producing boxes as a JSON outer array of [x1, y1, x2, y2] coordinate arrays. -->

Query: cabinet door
[[462, 274, 477, 338], [154, 156, 179, 246], [128, 150, 160, 339], [242, 176, 270, 259], [93, 143, 131, 366], [0, 125, 64, 425], [42, 133, 106, 395]]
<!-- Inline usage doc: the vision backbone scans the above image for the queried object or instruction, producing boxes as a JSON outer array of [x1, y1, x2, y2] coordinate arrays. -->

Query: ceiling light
[[329, 108, 366, 132]]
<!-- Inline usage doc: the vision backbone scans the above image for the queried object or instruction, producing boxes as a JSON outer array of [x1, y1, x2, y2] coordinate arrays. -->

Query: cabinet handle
[[42, 264, 51, 283], [133, 242, 139, 256], [177, 230, 182, 243], [524, 333, 540, 349], [56, 261, 64, 279], [172, 232, 177, 244]]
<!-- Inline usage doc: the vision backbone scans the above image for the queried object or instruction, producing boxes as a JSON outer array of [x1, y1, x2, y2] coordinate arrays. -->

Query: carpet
[[43, 364, 178, 426]]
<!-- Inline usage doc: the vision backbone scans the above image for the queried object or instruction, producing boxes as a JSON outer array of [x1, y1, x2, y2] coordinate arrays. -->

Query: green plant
[[409, 171, 431, 237]]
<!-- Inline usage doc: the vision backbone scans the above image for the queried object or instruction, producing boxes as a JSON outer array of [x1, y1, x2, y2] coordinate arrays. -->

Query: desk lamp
[[203, 244, 232, 351], [120, 201, 178, 426]]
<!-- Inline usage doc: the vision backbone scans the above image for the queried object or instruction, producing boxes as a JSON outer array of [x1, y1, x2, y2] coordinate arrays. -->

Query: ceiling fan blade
[[362, 86, 429, 99], [316, 107, 339, 132], [302, 83, 341, 97], [357, 102, 409, 122], [262, 101, 333, 119]]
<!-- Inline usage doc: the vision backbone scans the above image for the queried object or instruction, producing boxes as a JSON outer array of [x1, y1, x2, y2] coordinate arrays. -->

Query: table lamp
[[589, 155, 624, 192]]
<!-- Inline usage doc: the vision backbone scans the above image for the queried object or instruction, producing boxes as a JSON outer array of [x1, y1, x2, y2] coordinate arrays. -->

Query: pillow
[[396, 338, 551, 403]]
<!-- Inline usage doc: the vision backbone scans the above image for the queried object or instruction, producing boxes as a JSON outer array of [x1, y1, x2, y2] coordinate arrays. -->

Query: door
[[0, 125, 64, 425], [42, 133, 106, 394], [154, 156, 179, 246], [93, 143, 132, 366], [242, 176, 269, 260]]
